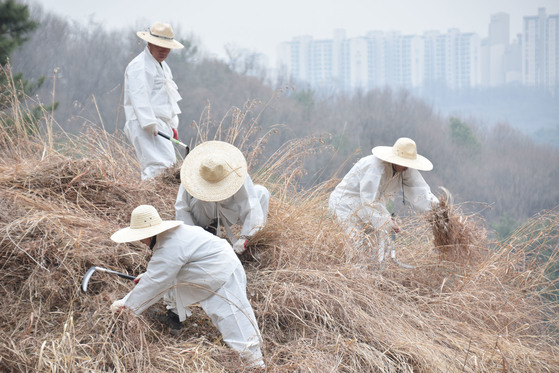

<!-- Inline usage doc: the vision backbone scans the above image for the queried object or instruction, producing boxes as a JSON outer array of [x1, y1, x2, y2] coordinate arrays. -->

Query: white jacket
[[175, 176, 269, 241], [123, 224, 240, 321], [123, 46, 181, 130], [329, 155, 439, 233], [123, 47, 182, 179]]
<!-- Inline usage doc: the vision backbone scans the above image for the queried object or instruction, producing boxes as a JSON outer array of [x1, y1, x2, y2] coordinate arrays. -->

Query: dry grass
[[1, 66, 559, 372], [427, 187, 488, 264]]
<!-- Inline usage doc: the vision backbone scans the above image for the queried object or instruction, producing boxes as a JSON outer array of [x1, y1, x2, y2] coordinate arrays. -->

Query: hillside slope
[[1, 104, 559, 372]]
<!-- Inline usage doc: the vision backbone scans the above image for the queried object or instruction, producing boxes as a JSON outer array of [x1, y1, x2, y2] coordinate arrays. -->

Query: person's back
[[329, 154, 382, 203], [124, 224, 239, 317]]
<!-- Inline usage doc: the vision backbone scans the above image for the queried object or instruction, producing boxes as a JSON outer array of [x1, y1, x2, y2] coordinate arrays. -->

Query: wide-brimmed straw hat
[[372, 137, 433, 171], [137, 21, 184, 49], [180, 141, 248, 202], [111, 205, 181, 243]]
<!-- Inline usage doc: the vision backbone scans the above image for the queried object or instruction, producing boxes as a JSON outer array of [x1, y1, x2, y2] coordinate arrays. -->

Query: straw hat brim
[[181, 141, 248, 202], [137, 31, 184, 49], [372, 146, 433, 171], [110, 221, 181, 243]]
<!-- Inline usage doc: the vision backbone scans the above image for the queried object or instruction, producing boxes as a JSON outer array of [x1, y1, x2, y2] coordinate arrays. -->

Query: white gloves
[[110, 298, 126, 313], [144, 122, 158, 135], [233, 239, 247, 254]]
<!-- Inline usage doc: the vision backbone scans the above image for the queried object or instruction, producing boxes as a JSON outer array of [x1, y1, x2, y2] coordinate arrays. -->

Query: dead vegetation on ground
[[1, 73, 559, 372]]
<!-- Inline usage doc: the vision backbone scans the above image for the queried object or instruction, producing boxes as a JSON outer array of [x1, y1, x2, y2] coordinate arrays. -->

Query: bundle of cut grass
[[427, 187, 487, 263]]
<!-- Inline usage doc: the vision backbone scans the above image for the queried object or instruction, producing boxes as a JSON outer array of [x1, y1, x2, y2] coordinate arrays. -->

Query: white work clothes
[[175, 176, 270, 242], [123, 46, 182, 180], [329, 155, 439, 237], [122, 224, 264, 367], [199, 264, 265, 368]]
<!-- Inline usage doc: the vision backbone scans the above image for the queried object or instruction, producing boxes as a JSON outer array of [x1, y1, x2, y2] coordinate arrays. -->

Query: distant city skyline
[[276, 7, 558, 93], [35, 0, 559, 68]]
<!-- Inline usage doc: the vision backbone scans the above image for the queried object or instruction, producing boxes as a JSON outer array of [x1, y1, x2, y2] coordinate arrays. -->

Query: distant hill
[[415, 85, 559, 148]]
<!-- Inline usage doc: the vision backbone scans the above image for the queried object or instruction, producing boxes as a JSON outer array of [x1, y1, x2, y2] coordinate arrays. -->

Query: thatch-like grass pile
[[427, 187, 488, 264], [1, 83, 559, 371]]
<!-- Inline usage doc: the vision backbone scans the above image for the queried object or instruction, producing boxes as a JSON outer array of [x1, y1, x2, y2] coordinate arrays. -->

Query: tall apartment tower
[[401, 35, 425, 87], [366, 31, 386, 89], [277, 35, 312, 85], [482, 12, 511, 86], [489, 12, 510, 45], [457, 32, 482, 88], [422, 29, 480, 89], [277, 31, 346, 91], [423, 31, 443, 86], [522, 7, 559, 90]]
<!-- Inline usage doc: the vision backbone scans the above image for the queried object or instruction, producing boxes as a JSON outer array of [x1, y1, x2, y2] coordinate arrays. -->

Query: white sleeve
[[402, 169, 439, 212], [124, 248, 183, 315], [237, 177, 266, 237], [175, 185, 196, 225], [125, 60, 157, 130], [170, 115, 179, 129]]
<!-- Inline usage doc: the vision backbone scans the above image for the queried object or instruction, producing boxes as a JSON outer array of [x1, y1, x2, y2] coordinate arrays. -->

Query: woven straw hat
[[111, 205, 181, 243], [137, 22, 184, 49], [180, 141, 247, 202], [372, 137, 433, 171]]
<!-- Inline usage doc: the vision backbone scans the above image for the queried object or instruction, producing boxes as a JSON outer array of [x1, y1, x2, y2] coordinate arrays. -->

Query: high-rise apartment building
[[347, 37, 369, 91], [366, 31, 386, 89], [482, 12, 514, 86], [456, 32, 482, 88], [400, 35, 425, 88], [423, 31, 443, 85], [489, 12, 510, 45], [523, 8, 559, 90]]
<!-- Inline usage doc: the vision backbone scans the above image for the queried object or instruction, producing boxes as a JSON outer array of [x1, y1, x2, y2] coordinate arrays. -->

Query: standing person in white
[[110, 205, 265, 369], [175, 141, 270, 255], [329, 137, 439, 262], [123, 22, 184, 180]]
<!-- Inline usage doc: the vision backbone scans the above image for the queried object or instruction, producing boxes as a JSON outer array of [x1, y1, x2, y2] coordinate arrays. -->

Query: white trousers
[[124, 119, 176, 180], [165, 265, 265, 367], [164, 265, 264, 367], [199, 265, 265, 368]]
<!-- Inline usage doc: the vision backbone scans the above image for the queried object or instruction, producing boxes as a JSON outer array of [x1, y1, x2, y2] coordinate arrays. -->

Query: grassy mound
[[1, 84, 559, 372]]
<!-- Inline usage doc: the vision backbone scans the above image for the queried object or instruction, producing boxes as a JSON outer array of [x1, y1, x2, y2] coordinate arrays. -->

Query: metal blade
[[81, 266, 98, 293], [391, 249, 416, 269]]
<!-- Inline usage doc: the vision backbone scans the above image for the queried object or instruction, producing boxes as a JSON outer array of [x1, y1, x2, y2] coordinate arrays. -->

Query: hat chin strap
[[149, 235, 157, 250]]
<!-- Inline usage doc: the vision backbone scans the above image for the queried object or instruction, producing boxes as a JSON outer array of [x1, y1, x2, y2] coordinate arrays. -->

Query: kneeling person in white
[[110, 205, 265, 368], [175, 141, 270, 254]]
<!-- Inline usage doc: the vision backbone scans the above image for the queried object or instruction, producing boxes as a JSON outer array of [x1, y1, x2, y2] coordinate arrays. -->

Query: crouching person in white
[[110, 205, 265, 369], [329, 137, 439, 263], [175, 141, 270, 255]]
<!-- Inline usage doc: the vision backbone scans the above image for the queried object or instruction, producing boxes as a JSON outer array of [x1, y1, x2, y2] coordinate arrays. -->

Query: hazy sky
[[34, 0, 559, 67]]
